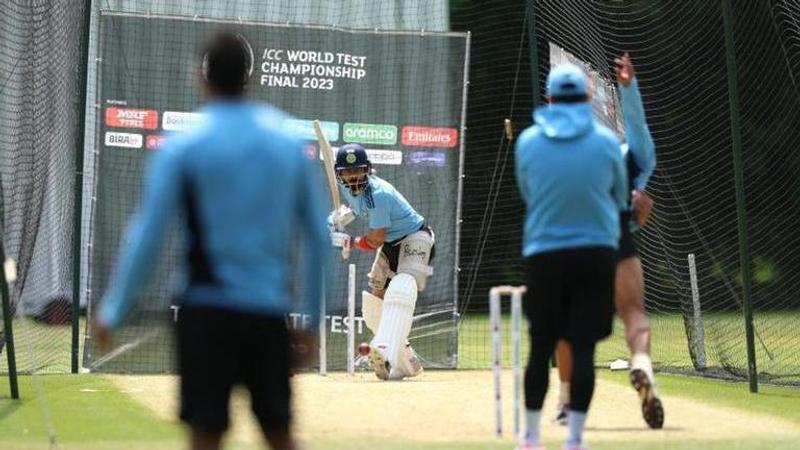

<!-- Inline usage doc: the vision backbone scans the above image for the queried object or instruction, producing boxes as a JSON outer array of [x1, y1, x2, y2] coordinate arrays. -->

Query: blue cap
[[547, 64, 589, 99]]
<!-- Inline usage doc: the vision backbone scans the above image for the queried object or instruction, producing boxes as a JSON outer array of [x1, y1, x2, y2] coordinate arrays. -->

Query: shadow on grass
[[0, 399, 21, 422], [584, 426, 684, 432]]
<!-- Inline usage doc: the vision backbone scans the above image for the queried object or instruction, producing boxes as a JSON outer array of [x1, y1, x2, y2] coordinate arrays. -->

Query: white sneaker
[[553, 403, 568, 426], [630, 353, 664, 429]]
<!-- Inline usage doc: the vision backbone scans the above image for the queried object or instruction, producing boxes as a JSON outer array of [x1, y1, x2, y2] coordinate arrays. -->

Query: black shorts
[[618, 211, 637, 261], [524, 247, 616, 344], [176, 305, 291, 434]]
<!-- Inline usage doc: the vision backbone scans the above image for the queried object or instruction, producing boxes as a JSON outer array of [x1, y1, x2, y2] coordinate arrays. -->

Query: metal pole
[[721, 0, 758, 393], [688, 254, 707, 370], [526, 0, 541, 107], [71, 0, 94, 374], [1, 247, 18, 399]]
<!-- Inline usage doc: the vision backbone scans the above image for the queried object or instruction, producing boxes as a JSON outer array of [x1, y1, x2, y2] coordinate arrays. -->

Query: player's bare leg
[[263, 429, 299, 450], [554, 340, 571, 425], [189, 429, 222, 450], [615, 256, 663, 429]]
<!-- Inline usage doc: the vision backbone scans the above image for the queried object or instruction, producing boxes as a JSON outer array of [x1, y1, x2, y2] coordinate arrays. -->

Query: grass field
[[1, 311, 800, 449], [2, 371, 800, 450]]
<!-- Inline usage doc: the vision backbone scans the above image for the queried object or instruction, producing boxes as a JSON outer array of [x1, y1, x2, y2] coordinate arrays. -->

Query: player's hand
[[92, 319, 114, 352], [632, 190, 654, 226], [330, 231, 351, 247], [289, 329, 317, 370], [327, 205, 355, 231], [614, 52, 635, 87]]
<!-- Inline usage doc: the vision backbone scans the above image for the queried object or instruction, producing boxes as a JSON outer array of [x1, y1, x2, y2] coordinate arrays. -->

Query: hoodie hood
[[533, 102, 594, 140]]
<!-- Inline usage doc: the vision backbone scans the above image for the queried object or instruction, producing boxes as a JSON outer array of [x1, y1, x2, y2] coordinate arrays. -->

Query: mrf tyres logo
[[105, 107, 158, 130], [401, 126, 458, 148], [343, 123, 397, 145]]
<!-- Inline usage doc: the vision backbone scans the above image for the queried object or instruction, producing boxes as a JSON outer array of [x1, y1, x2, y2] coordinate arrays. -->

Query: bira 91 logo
[[105, 107, 158, 130], [105, 132, 143, 148]]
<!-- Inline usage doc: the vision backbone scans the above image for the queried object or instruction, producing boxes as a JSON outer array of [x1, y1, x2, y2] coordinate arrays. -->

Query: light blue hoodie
[[515, 102, 628, 257]]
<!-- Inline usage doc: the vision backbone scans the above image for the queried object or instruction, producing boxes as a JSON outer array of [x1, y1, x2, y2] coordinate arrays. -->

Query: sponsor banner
[[401, 126, 458, 148], [145, 135, 165, 150], [162, 111, 207, 131], [322, 147, 403, 165], [105, 107, 159, 129], [407, 150, 446, 167], [105, 131, 142, 148], [343, 122, 397, 145], [284, 119, 339, 142], [366, 149, 402, 165]]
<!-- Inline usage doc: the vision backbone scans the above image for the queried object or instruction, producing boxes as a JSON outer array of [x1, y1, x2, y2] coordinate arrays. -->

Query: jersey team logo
[[401, 126, 458, 148], [105, 107, 158, 129]]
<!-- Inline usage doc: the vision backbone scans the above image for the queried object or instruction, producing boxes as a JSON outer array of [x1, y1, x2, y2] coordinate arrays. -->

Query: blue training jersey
[[339, 176, 423, 242], [515, 102, 628, 257], [620, 77, 656, 193], [98, 100, 328, 328]]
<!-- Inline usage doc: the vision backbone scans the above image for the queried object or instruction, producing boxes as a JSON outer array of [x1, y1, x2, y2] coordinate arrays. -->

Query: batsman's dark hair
[[202, 32, 253, 96]]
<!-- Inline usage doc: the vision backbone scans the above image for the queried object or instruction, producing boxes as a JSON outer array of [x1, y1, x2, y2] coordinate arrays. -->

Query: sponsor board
[[105, 131, 142, 148], [162, 111, 207, 131], [145, 135, 165, 150], [321, 147, 403, 165], [343, 123, 397, 145], [407, 150, 446, 167], [284, 119, 339, 142], [105, 107, 158, 129], [401, 126, 458, 148]]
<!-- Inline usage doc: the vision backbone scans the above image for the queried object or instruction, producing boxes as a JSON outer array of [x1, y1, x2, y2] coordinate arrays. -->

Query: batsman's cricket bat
[[313, 120, 341, 211]]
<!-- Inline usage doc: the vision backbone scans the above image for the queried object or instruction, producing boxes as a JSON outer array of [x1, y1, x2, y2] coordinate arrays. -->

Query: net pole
[[688, 253, 707, 370], [721, 0, 758, 393], [526, 0, 541, 107], [0, 246, 18, 399], [71, 0, 94, 374]]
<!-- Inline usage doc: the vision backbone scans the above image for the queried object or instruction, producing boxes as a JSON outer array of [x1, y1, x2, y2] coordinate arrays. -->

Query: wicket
[[319, 263, 357, 375], [489, 285, 526, 438]]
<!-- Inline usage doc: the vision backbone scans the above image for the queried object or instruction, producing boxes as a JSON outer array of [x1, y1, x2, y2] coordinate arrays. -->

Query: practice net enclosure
[[84, 12, 469, 372]]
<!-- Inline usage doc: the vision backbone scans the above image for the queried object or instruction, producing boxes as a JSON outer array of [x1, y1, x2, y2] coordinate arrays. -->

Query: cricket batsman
[[328, 143, 434, 381]]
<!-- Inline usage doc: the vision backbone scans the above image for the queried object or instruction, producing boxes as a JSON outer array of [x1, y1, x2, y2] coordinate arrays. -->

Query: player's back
[[515, 102, 627, 256], [176, 101, 320, 314]]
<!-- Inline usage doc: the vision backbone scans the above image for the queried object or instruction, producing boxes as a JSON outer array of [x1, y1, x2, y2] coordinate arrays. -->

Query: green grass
[[603, 370, 800, 425], [0, 374, 180, 449], [458, 311, 800, 385], [2, 373, 798, 450]]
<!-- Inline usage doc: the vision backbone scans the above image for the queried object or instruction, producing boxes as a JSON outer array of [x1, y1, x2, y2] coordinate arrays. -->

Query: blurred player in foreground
[[515, 64, 628, 450], [93, 33, 327, 450], [328, 144, 433, 381], [553, 53, 662, 430]]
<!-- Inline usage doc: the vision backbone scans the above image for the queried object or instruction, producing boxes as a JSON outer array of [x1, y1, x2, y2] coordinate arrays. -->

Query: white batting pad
[[396, 230, 435, 291], [362, 291, 383, 334], [370, 273, 417, 367]]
